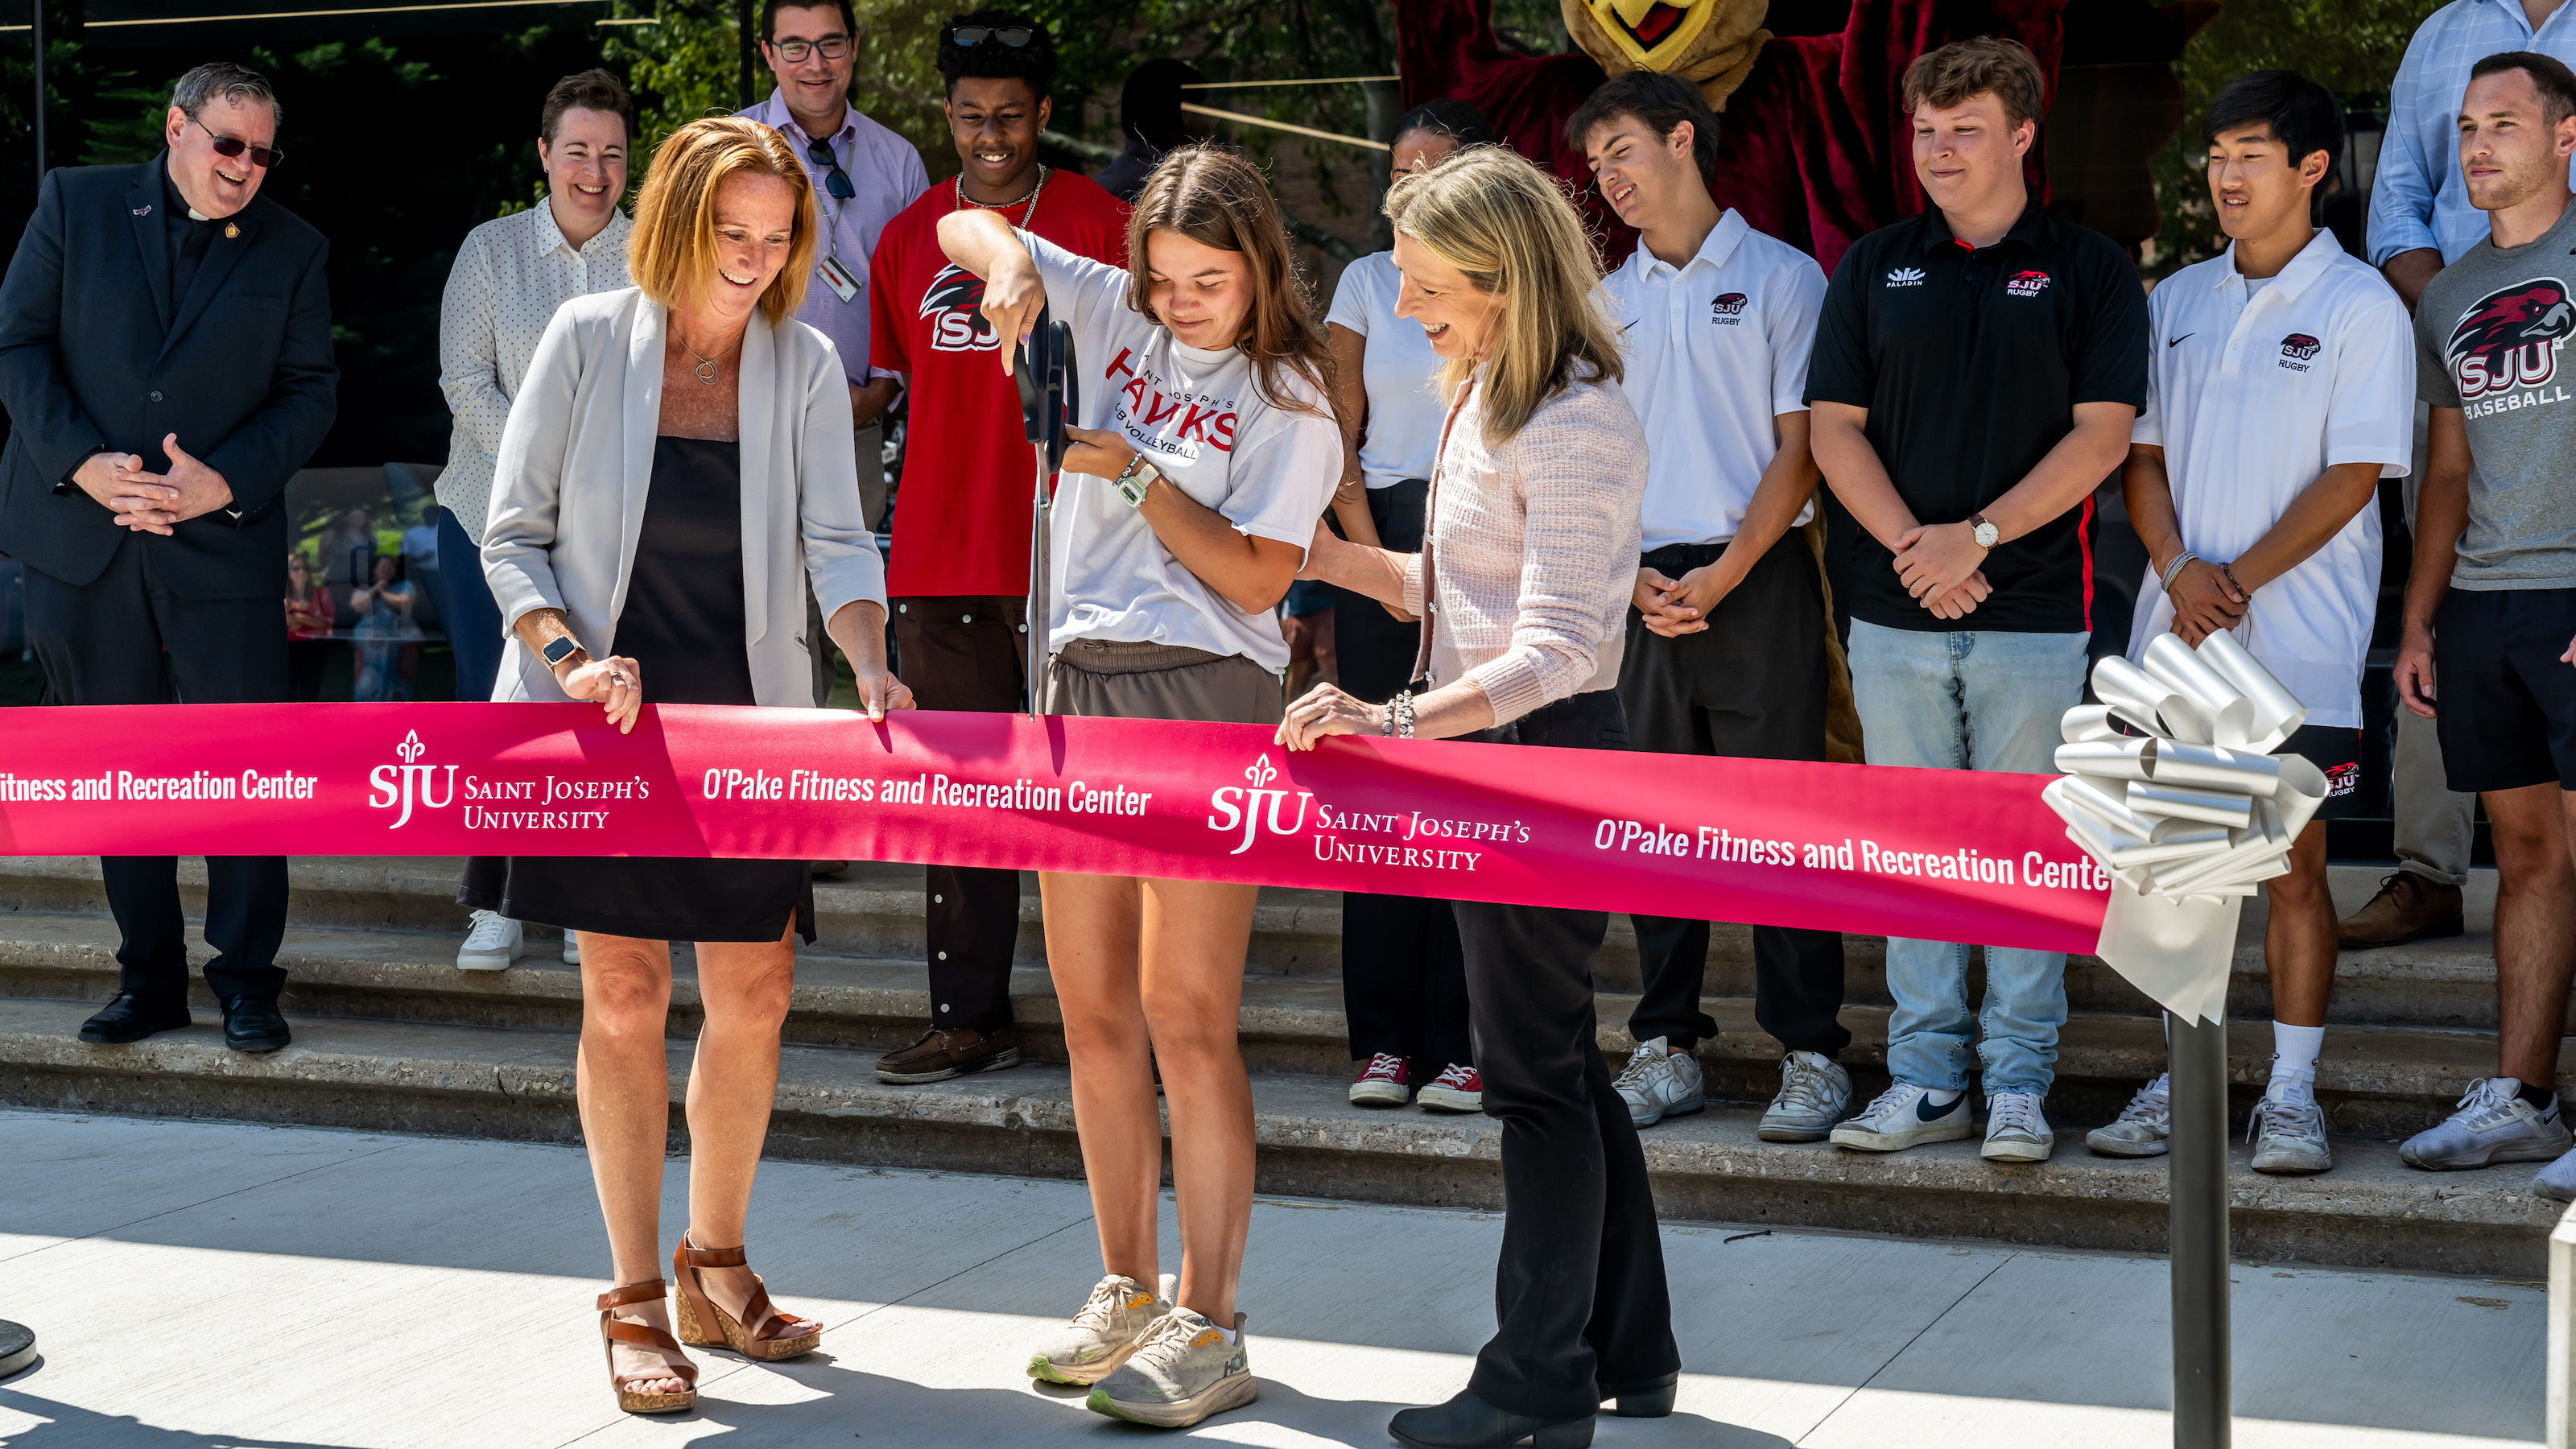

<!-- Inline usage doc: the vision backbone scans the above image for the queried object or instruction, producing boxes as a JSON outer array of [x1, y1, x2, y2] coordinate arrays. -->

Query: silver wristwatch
[[1112, 455, 1162, 508]]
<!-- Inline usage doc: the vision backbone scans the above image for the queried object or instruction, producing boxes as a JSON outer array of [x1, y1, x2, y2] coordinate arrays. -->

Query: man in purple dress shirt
[[737, 0, 928, 716]]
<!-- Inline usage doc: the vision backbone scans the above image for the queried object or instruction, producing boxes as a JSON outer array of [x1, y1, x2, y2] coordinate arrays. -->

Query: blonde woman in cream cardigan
[[1281, 145, 1678, 1449]]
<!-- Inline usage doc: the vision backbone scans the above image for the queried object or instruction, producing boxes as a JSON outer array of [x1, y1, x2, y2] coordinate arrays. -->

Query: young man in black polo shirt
[[1807, 37, 2149, 1164]]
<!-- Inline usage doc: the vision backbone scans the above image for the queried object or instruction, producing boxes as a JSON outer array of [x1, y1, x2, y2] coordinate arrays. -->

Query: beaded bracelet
[[1381, 690, 1416, 738]]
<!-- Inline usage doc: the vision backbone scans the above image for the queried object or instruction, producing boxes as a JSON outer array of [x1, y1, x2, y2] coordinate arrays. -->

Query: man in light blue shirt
[[2372, 0, 2576, 295], [2347, 0, 2562, 950], [737, 0, 928, 531]]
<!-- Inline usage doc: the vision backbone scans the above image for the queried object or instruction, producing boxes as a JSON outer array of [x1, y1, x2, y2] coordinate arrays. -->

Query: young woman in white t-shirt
[[936, 145, 1340, 1428]]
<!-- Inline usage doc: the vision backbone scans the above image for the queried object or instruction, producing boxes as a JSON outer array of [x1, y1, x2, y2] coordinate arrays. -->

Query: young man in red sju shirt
[[866, 10, 1128, 1084]]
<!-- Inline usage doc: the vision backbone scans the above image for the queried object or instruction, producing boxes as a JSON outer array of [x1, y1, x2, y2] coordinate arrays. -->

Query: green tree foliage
[[2149, 0, 2425, 273]]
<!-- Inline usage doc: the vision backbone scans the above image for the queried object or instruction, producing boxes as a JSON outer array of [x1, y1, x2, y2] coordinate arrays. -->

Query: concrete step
[[0, 995, 2549, 1278], [0, 910, 2526, 1140], [0, 855, 2509, 1025]]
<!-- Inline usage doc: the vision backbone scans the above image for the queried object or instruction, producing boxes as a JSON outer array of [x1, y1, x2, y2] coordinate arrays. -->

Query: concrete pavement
[[0, 1109, 2546, 1447]]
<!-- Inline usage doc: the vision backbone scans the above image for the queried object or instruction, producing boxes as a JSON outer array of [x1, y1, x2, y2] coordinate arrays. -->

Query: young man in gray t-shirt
[[2396, 52, 2576, 1194]]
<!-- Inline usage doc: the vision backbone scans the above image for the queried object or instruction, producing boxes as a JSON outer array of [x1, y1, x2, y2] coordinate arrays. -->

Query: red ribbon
[[0, 704, 2109, 953]]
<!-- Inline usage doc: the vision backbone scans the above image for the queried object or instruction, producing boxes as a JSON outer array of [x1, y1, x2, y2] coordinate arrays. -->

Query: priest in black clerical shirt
[[0, 60, 338, 1054]]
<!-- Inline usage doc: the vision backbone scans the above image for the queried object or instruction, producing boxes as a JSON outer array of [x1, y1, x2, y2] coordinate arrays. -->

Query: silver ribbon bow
[[2041, 631, 2329, 1025]]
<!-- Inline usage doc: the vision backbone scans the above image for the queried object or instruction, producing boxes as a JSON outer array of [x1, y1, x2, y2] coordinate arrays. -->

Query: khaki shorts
[[1044, 638, 1282, 725]]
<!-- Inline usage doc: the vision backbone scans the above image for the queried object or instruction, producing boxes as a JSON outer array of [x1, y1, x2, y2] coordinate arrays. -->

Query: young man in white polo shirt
[[2088, 71, 2413, 1174], [1571, 73, 1852, 1141]]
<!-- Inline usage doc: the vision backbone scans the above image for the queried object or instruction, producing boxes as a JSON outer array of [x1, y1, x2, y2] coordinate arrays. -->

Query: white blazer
[[481, 287, 886, 707]]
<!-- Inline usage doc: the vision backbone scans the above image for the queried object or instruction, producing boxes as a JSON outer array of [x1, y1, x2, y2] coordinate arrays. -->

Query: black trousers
[[1455, 689, 1677, 1418], [1332, 481, 1473, 1068], [1619, 535, 1848, 1059], [25, 532, 290, 1001], [892, 594, 1027, 1035]]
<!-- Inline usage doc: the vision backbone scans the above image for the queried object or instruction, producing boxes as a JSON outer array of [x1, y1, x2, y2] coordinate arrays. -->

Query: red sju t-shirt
[[869, 171, 1129, 597]]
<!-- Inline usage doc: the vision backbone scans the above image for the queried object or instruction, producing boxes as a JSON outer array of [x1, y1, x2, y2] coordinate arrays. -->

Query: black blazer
[[0, 154, 336, 598]]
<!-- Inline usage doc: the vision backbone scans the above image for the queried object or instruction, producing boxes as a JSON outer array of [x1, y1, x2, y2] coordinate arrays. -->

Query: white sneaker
[[2534, 1147, 2576, 1202], [2248, 1087, 2333, 1174], [2086, 1074, 2171, 1158], [1982, 1091, 2054, 1162], [456, 910, 522, 972], [562, 932, 582, 966], [1758, 1051, 1851, 1141], [2400, 1078, 2574, 1170], [1613, 1038, 1703, 1128], [1027, 1272, 1174, 1385], [1831, 1081, 1975, 1152], [1088, 1307, 1257, 1428]]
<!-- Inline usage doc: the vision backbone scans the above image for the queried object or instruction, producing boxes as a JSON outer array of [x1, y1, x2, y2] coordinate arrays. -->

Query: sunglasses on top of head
[[195, 115, 283, 170], [803, 135, 857, 200], [949, 24, 1035, 47]]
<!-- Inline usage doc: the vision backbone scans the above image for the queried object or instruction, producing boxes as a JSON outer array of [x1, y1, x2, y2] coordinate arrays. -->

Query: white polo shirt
[[1325, 250, 1446, 489], [1602, 208, 1827, 551], [2127, 229, 2414, 729]]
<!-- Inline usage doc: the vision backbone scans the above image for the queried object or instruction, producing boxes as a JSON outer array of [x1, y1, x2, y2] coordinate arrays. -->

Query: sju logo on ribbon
[[1206, 753, 1313, 855], [368, 729, 456, 829]]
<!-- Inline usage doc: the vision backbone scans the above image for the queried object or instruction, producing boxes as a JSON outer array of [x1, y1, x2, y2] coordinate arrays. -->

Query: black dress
[[460, 436, 815, 943]]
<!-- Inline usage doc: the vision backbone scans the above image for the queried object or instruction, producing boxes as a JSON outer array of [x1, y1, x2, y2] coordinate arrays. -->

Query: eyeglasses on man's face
[[195, 115, 283, 170], [948, 24, 1035, 47], [769, 34, 851, 63], [804, 135, 856, 200]]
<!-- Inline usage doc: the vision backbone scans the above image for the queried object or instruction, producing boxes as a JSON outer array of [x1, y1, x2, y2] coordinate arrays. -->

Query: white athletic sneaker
[[1831, 1082, 1975, 1152], [1614, 1038, 1704, 1128], [1027, 1273, 1174, 1385], [2086, 1074, 2171, 1158], [1088, 1307, 1257, 1427], [2248, 1089, 2333, 1174], [456, 910, 522, 972], [1758, 1051, 1852, 1141], [1416, 1063, 1483, 1114], [1982, 1091, 2054, 1162], [2534, 1148, 2576, 1202], [562, 932, 582, 966], [2400, 1078, 2574, 1170]]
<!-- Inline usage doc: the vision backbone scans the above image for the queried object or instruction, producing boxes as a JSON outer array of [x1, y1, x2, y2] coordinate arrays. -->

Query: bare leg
[[2486, 784, 2576, 1086], [684, 923, 799, 1324], [2264, 824, 2337, 1029], [576, 930, 688, 1395], [1041, 870, 1159, 1288], [1138, 877, 1259, 1327]]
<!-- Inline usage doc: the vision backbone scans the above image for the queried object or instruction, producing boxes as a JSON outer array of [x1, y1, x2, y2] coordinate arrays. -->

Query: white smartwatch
[[1112, 455, 1163, 509]]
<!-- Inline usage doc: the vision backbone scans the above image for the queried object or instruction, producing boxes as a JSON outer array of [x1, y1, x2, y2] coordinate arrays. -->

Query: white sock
[[1922, 1087, 1962, 1107], [2269, 1022, 2324, 1102], [1216, 1325, 1238, 1344]]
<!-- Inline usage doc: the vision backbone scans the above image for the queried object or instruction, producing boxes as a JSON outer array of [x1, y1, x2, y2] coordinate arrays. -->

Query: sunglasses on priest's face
[[948, 23, 1035, 47], [196, 115, 283, 170], [803, 135, 857, 200]]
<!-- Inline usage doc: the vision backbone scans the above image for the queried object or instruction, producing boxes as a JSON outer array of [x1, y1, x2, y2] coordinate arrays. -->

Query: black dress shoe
[[1389, 1390, 1594, 1449], [1600, 1370, 1678, 1417], [220, 995, 291, 1053], [78, 991, 192, 1045]]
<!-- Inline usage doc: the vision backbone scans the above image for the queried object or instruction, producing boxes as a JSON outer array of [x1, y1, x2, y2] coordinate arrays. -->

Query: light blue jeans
[[1847, 620, 2089, 1097]]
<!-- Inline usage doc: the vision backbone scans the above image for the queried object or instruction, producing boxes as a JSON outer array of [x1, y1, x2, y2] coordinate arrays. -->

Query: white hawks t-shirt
[[1026, 233, 1343, 673], [2128, 229, 2413, 728]]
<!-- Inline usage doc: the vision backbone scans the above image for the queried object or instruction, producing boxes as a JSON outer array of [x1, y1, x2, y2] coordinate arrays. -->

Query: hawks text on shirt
[[1105, 348, 1239, 456]]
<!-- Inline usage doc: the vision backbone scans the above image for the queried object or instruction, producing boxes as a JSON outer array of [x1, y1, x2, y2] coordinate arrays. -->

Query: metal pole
[[2168, 1009, 2232, 1449], [31, 0, 45, 180], [1026, 440, 1047, 717]]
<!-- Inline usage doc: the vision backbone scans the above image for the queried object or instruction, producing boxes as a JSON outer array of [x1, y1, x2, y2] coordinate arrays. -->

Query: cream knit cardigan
[[1402, 367, 1648, 724]]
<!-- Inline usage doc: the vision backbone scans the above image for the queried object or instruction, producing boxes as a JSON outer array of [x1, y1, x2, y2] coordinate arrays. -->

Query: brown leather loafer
[[876, 1026, 1022, 1084], [2338, 871, 2466, 949]]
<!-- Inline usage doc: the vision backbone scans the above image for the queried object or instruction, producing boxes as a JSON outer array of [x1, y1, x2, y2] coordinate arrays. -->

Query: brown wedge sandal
[[673, 1235, 824, 1361], [598, 1279, 698, 1414]]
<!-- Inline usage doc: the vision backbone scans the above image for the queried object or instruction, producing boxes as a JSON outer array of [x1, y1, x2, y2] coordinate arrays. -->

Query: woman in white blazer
[[469, 117, 913, 1417]]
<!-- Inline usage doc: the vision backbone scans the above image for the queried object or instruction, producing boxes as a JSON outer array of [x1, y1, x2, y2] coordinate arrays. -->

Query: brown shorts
[[1044, 638, 1282, 725]]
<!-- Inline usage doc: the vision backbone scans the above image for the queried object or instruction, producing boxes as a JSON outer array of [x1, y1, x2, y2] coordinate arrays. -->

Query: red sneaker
[[1349, 1052, 1413, 1107], [1417, 1063, 1482, 1113]]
